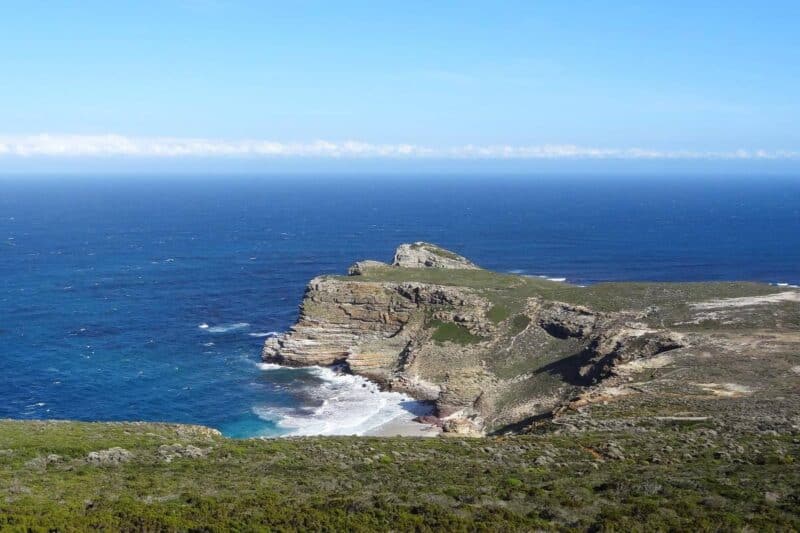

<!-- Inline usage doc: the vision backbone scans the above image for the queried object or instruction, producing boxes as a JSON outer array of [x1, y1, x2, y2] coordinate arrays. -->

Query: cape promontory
[[264, 243, 800, 437]]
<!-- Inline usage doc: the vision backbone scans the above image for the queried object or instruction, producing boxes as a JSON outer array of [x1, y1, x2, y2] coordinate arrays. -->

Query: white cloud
[[0, 134, 797, 160]]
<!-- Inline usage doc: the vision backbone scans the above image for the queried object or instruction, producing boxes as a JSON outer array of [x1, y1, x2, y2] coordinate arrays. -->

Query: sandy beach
[[365, 417, 441, 437]]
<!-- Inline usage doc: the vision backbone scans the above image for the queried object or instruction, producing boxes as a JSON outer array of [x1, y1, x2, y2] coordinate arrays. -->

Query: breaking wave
[[249, 331, 279, 338], [252, 365, 431, 436], [199, 322, 251, 333]]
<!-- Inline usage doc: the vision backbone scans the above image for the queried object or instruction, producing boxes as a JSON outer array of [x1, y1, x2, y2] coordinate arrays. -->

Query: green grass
[[509, 314, 531, 335], [333, 265, 784, 316], [428, 319, 485, 345], [487, 304, 511, 323], [0, 420, 797, 531]]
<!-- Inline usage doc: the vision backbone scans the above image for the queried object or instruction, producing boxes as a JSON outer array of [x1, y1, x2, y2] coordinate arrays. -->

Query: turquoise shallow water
[[1, 175, 798, 436]]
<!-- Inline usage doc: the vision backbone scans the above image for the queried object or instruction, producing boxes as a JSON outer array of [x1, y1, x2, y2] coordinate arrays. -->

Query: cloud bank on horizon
[[0, 135, 797, 161]]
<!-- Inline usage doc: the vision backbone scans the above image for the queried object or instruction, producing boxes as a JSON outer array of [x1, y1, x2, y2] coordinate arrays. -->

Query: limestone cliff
[[264, 243, 800, 436]]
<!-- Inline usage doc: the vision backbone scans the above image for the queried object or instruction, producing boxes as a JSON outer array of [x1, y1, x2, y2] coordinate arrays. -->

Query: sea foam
[[249, 331, 279, 338], [256, 362, 284, 371], [253, 365, 431, 436]]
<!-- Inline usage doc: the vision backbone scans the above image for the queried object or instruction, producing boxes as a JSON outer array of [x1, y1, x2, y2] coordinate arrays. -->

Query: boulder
[[347, 260, 388, 276], [158, 443, 209, 463], [86, 447, 134, 466], [442, 417, 485, 437]]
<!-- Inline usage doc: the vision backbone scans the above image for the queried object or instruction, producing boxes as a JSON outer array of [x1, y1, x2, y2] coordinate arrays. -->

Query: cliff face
[[263, 278, 491, 400], [264, 244, 800, 436]]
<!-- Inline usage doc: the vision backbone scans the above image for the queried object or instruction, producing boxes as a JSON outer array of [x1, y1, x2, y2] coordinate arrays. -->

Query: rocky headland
[[263, 242, 800, 437]]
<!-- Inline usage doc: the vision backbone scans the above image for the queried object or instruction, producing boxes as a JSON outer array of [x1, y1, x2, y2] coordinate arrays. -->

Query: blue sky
[[1, 1, 799, 172]]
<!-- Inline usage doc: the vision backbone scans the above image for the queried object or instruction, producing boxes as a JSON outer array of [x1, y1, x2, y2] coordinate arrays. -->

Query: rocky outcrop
[[264, 243, 688, 435], [529, 299, 685, 384], [533, 301, 599, 339], [158, 443, 210, 463], [577, 327, 685, 384], [441, 416, 485, 437], [86, 447, 134, 466], [392, 242, 479, 270]]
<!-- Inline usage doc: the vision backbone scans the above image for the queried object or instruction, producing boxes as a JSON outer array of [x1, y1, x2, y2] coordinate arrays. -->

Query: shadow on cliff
[[491, 412, 554, 436], [398, 399, 435, 417], [533, 348, 597, 387]]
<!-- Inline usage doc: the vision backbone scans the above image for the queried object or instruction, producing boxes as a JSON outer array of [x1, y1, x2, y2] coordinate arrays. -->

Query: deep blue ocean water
[[1, 175, 799, 437]]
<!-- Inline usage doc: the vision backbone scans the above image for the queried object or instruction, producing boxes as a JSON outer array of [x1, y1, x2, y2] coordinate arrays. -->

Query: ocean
[[1, 175, 798, 437]]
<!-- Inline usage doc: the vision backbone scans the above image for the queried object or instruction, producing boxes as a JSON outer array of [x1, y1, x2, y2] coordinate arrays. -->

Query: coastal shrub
[[378, 453, 393, 464], [1, 421, 799, 530], [505, 477, 523, 488]]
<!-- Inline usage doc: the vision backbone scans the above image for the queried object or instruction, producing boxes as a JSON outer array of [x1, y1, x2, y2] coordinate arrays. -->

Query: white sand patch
[[601, 385, 635, 398], [365, 417, 441, 437], [675, 311, 736, 325], [694, 382, 754, 397], [791, 366, 800, 375], [690, 291, 800, 310], [566, 385, 636, 410], [616, 353, 674, 373]]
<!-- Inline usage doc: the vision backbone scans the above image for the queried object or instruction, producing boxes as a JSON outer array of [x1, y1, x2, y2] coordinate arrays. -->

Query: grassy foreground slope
[[1, 419, 798, 531]]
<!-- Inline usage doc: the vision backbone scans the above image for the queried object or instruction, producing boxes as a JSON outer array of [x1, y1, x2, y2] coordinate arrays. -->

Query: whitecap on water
[[253, 365, 431, 436], [249, 331, 279, 338], [199, 322, 250, 333], [527, 274, 568, 282]]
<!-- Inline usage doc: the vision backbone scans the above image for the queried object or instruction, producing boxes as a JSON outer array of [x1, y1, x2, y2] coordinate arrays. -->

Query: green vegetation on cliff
[[487, 304, 511, 323], [428, 319, 485, 345]]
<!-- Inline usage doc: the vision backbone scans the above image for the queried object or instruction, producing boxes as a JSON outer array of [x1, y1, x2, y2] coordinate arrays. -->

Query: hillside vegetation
[[1, 419, 798, 531]]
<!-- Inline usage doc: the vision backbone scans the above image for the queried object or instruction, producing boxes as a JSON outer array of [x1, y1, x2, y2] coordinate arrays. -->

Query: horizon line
[[1, 134, 798, 161]]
